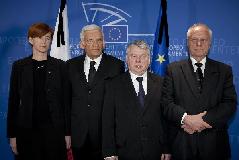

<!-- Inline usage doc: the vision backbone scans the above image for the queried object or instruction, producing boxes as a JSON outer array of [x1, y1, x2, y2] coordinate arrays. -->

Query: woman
[[7, 22, 71, 160]]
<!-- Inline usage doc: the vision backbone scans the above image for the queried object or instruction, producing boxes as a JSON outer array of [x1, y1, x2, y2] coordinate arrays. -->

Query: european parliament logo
[[81, 2, 130, 44], [103, 25, 128, 43]]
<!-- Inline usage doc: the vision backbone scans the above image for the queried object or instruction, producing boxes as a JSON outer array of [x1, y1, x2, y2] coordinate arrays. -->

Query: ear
[[126, 54, 129, 64], [148, 56, 151, 64], [103, 41, 105, 49], [80, 41, 85, 49], [29, 37, 33, 45]]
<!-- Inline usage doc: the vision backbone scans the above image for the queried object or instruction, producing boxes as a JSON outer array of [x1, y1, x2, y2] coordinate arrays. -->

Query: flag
[[50, 0, 71, 61], [151, 0, 169, 76], [102, 25, 128, 43]]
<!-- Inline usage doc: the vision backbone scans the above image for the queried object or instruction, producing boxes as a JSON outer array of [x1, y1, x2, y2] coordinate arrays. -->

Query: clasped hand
[[182, 111, 212, 134]]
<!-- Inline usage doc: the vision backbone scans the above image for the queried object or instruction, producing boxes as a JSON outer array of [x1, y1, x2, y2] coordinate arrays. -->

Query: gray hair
[[187, 23, 212, 40], [80, 24, 103, 41], [126, 40, 150, 55]]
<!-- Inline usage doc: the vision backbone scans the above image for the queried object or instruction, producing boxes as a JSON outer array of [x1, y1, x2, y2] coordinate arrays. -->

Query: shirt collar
[[190, 56, 206, 66], [129, 71, 147, 82], [85, 54, 102, 66], [190, 56, 206, 73]]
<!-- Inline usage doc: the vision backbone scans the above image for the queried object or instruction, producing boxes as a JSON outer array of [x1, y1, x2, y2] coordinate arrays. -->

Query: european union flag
[[102, 25, 128, 43], [151, 0, 169, 76]]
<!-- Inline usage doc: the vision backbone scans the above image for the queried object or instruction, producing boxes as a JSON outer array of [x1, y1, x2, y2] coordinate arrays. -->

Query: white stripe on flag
[[50, 3, 71, 61]]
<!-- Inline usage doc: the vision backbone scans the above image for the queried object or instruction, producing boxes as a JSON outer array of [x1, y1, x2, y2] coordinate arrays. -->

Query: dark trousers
[[15, 126, 66, 160], [72, 134, 103, 160]]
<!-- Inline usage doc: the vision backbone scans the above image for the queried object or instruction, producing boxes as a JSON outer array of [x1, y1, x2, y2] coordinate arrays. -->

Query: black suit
[[67, 53, 124, 159], [162, 58, 237, 160], [7, 56, 69, 160], [102, 71, 168, 160]]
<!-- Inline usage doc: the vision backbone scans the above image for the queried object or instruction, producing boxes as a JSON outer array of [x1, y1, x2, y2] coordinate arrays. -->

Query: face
[[80, 29, 105, 59], [29, 32, 52, 54], [188, 25, 211, 61], [126, 45, 150, 76]]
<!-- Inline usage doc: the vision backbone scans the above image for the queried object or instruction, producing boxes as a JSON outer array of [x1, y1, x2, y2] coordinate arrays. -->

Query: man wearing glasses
[[67, 24, 125, 160], [162, 23, 237, 160]]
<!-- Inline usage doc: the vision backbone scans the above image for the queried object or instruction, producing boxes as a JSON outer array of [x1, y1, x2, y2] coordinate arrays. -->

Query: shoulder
[[48, 56, 65, 64], [208, 58, 232, 71], [106, 72, 127, 88], [148, 72, 163, 83], [13, 56, 31, 64], [66, 55, 84, 65], [104, 54, 124, 65], [167, 59, 188, 70], [12, 56, 32, 68]]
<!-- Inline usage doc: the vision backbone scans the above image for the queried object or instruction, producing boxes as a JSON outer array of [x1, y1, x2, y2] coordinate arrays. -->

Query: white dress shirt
[[181, 57, 207, 124], [129, 71, 147, 95], [84, 54, 102, 82], [190, 56, 206, 76]]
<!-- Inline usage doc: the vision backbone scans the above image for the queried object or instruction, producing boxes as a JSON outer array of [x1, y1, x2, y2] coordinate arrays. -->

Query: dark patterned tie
[[195, 62, 203, 93], [136, 77, 145, 107], [88, 61, 96, 85]]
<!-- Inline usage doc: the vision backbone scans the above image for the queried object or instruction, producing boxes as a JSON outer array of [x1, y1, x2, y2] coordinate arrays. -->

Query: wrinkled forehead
[[189, 26, 210, 38], [127, 44, 150, 55]]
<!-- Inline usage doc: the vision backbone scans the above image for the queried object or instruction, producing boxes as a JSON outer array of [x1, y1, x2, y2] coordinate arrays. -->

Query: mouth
[[136, 65, 142, 69]]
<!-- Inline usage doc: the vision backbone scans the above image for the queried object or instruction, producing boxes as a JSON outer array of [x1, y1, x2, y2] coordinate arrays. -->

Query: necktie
[[88, 61, 96, 85], [136, 77, 145, 107], [195, 62, 203, 93]]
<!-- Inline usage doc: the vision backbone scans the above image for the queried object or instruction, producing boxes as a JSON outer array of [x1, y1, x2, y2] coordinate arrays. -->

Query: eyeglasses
[[189, 38, 209, 44], [85, 39, 103, 45]]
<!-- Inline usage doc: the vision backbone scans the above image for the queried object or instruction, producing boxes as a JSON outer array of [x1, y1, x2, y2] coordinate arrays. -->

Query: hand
[[181, 124, 195, 134], [65, 136, 71, 149], [161, 153, 171, 160], [104, 156, 118, 160], [183, 111, 212, 132], [10, 138, 18, 155]]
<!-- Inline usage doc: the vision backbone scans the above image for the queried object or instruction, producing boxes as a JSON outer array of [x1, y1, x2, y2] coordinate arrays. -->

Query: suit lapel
[[46, 56, 57, 90], [77, 55, 88, 85], [181, 59, 200, 98], [201, 58, 219, 99], [123, 71, 142, 113], [142, 72, 158, 114], [90, 54, 109, 87], [22, 56, 34, 90]]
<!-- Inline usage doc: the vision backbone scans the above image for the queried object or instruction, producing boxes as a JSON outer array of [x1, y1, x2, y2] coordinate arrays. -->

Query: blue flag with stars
[[151, 0, 169, 76]]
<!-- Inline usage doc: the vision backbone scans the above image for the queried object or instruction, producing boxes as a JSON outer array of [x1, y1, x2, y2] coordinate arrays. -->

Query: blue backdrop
[[0, 0, 238, 159]]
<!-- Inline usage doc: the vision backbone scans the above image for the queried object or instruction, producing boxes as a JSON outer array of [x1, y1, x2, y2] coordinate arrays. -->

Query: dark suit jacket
[[7, 56, 69, 138], [102, 71, 168, 160], [162, 58, 237, 160], [66, 53, 125, 149]]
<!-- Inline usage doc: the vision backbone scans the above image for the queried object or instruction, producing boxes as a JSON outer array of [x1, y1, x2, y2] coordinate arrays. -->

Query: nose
[[135, 56, 142, 63], [196, 40, 202, 46], [41, 37, 47, 44], [92, 41, 99, 47]]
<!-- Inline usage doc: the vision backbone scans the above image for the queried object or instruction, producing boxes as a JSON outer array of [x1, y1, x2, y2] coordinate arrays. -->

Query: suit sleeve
[[60, 61, 71, 135], [102, 80, 117, 157], [203, 66, 237, 128], [118, 61, 125, 74], [162, 65, 187, 126], [7, 62, 20, 138]]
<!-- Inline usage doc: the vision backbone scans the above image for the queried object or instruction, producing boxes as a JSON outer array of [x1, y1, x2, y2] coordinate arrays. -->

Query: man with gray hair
[[67, 24, 125, 160], [162, 23, 237, 160], [102, 40, 171, 160]]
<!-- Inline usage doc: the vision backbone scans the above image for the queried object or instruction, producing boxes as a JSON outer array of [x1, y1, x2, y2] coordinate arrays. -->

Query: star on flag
[[156, 54, 166, 64]]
